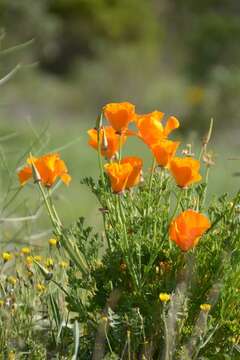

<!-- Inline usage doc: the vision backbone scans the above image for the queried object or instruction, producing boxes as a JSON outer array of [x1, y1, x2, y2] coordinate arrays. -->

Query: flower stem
[[170, 189, 183, 222], [200, 166, 210, 210], [118, 132, 123, 163], [147, 157, 156, 213], [47, 188, 62, 227], [37, 181, 61, 234], [96, 113, 105, 187]]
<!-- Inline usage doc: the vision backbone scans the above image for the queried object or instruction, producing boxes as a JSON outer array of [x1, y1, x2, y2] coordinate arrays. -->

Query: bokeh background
[[0, 0, 239, 245]]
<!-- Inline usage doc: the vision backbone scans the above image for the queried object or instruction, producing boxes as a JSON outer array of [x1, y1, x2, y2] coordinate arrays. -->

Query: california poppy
[[104, 156, 142, 193], [169, 209, 211, 251], [18, 153, 71, 187], [87, 126, 126, 159], [103, 102, 136, 133], [136, 111, 164, 146], [151, 140, 180, 168], [121, 156, 143, 188], [136, 112, 179, 147], [169, 157, 202, 187]]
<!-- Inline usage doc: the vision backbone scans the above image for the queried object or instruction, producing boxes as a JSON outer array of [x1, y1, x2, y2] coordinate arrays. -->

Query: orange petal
[[18, 166, 32, 185], [103, 102, 136, 132], [61, 173, 71, 185], [169, 210, 211, 251], [151, 140, 180, 167], [164, 116, 180, 137]]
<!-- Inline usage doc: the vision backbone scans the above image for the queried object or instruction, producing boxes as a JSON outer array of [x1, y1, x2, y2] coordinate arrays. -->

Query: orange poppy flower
[[121, 156, 143, 188], [87, 126, 126, 159], [136, 112, 179, 147], [151, 140, 180, 168], [169, 209, 211, 251], [18, 153, 71, 187], [104, 156, 142, 193], [103, 102, 136, 133], [169, 157, 202, 188]]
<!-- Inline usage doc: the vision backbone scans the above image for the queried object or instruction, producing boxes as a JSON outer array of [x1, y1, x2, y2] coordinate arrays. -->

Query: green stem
[[155, 167, 165, 209], [118, 132, 123, 163], [102, 214, 112, 252], [146, 157, 156, 215], [97, 125, 105, 187], [96, 113, 115, 252], [163, 307, 170, 360], [48, 188, 62, 227], [228, 189, 240, 219], [170, 189, 183, 222], [200, 166, 210, 210], [167, 189, 183, 249], [127, 331, 131, 360], [117, 195, 128, 248], [37, 182, 89, 275], [37, 182, 61, 234], [117, 194, 139, 289]]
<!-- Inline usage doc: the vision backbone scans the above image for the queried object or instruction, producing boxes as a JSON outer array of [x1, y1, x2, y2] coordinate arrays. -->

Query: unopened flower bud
[[200, 303, 211, 312], [102, 128, 108, 152], [30, 158, 41, 183]]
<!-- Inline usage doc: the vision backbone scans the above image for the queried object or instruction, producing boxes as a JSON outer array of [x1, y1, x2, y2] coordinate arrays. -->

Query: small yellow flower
[[45, 258, 54, 268], [21, 247, 31, 255], [200, 303, 211, 312], [2, 252, 13, 262], [0, 299, 4, 307], [25, 256, 33, 265], [7, 276, 17, 286], [101, 316, 108, 322], [159, 293, 171, 302], [48, 238, 58, 247], [36, 283, 46, 292], [59, 260, 68, 269], [27, 270, 33, 278], [33, 255, 42, 262]]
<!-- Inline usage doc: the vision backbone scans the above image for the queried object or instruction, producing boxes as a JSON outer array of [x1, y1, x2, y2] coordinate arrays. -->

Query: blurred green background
[[0, 0, 239, 246]]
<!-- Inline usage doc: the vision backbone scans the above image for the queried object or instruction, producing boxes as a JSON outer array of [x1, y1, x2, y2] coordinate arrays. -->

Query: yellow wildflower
[[59, 260, 68, 269], [48, 238, 58, 247], [0, 299, 4, 307], [200, 303, 211, 312], [36, 283, 46, 292], [2, 252, 13, 262], [27, 270, 33, 278], [21, 247, 31, 255], [159, 293, 171, 302], [7, 276, 17, 286], [45, 258, 54, 268], [33, 255, 42, 262], [25, 256, 33, 265]]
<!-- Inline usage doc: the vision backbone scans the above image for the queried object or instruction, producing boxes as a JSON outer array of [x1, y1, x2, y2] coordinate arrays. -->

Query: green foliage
[[62, 166, 240, 358]]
